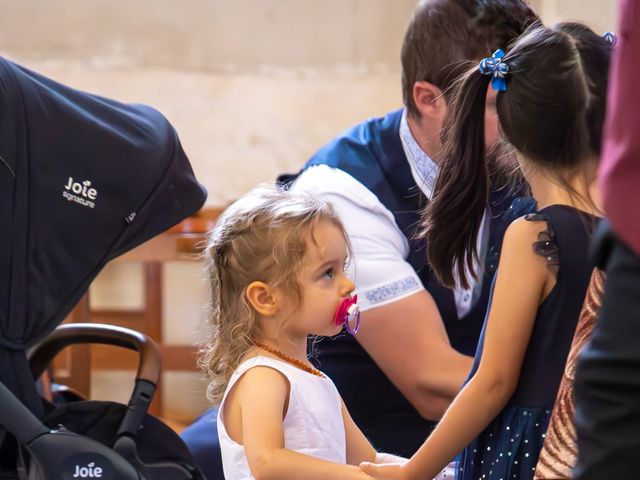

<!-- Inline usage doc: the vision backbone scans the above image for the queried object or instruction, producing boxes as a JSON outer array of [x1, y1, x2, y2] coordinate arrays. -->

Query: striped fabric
[[534, 269, 606, 479]]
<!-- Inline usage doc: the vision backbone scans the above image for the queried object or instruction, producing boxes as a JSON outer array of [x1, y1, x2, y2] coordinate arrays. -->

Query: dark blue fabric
[[180, 408, 224, 480], [458, 205, 597, 480]]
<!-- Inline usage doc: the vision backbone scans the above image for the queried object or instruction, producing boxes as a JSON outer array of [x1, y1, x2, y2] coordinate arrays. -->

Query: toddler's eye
[[323, 268, 335, 279]]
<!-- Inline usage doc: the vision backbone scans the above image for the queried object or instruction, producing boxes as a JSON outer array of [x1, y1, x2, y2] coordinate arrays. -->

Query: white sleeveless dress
[[217, 356, 347, 479]]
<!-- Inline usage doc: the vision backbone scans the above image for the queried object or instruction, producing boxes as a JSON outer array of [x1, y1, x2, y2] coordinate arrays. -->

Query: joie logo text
[[62, 177, 98, 209], [72, 462, 102, 478]]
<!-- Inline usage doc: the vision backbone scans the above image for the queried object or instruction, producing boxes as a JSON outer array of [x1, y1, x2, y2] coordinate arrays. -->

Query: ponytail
[[421, 69, 493, 289], [423, 23, 613, 290]]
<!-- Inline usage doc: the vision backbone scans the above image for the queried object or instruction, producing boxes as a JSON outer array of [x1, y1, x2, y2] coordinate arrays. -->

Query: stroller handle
[[26, 324, 199, 478], [29, 323, 161, 386]]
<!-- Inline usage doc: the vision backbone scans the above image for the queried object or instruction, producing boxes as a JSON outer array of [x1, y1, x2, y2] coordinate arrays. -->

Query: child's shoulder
[[227, 355, 291, 402], [234, 353, 291, 384], [501, 214, 557, 272], [504, 213, 550, 247]]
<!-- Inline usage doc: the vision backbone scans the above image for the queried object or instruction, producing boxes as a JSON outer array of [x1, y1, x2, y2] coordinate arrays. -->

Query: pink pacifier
[[334, 295, 361, 335]]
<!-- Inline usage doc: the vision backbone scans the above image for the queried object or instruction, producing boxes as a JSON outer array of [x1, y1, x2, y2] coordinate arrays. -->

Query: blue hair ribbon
[[479, 49, 509, 92]]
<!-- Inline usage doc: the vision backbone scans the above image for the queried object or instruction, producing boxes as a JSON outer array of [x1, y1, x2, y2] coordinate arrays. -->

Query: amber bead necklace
[[254, 341, 326, 378]]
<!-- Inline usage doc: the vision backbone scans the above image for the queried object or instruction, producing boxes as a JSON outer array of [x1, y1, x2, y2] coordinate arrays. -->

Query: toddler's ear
[[246, 281, 278, 316]]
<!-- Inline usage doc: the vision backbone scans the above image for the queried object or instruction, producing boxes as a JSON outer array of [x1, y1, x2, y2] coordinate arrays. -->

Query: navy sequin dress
[[457, 205, 598, 480]]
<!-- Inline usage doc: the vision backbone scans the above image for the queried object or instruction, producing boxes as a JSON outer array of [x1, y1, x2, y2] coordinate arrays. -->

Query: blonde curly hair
[[199, 184, 348, 403]]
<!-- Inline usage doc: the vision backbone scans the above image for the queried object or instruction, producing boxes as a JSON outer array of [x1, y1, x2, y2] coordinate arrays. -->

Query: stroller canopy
[[0, 56, 207, 414]]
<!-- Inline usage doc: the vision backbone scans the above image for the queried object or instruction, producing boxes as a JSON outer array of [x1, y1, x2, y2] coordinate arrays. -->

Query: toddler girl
[[200, 185, 403, 479]]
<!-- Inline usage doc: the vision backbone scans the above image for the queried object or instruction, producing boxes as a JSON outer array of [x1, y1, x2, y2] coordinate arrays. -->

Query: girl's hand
[[359, 461, 408, 480], [347, 464, 377, 480]]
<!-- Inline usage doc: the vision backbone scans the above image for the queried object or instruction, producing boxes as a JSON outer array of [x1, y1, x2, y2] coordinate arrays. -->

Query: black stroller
[[0, 56, 208, 479]]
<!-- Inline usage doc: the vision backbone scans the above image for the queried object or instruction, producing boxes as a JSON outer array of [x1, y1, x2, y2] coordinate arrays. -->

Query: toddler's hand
[[346, 464, 376, 480], [359, 461, 408, 480]]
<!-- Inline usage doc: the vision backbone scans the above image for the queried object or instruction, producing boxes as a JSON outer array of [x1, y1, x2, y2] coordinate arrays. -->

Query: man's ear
[[246, 281, 279, 317], [412, 81, 446, 118]]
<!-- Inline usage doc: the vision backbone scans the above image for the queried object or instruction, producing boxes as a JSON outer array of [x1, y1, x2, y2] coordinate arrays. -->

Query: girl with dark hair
[[360, 22, 613, 480]]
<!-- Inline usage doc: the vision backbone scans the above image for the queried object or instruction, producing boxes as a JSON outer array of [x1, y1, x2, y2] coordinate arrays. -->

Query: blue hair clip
[[479, 49, 509, 92], [603, 31, 618, 47]]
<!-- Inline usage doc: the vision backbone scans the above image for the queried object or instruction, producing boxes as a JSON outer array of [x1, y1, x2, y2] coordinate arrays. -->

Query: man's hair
[[401, 0, 539, 117]]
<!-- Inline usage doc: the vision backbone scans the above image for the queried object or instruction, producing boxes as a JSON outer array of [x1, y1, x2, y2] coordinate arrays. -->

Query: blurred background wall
[[0, 0, 618, 425]]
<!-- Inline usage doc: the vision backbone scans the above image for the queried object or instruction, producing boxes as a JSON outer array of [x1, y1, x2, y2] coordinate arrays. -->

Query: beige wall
[[534, 0, 618, 33], [1, 0, 416, 207], [2, 0, 618, 422], [0, 0, 617, 207], [2, 0, 415, 68]]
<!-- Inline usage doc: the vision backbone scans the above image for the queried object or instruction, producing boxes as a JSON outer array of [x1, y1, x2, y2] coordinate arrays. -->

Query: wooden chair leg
[[144, 262, 163, 417]]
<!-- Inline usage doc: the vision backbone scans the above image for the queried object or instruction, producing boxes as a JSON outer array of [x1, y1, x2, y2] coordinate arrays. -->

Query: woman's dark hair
[[422, 22, 613, 289]]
